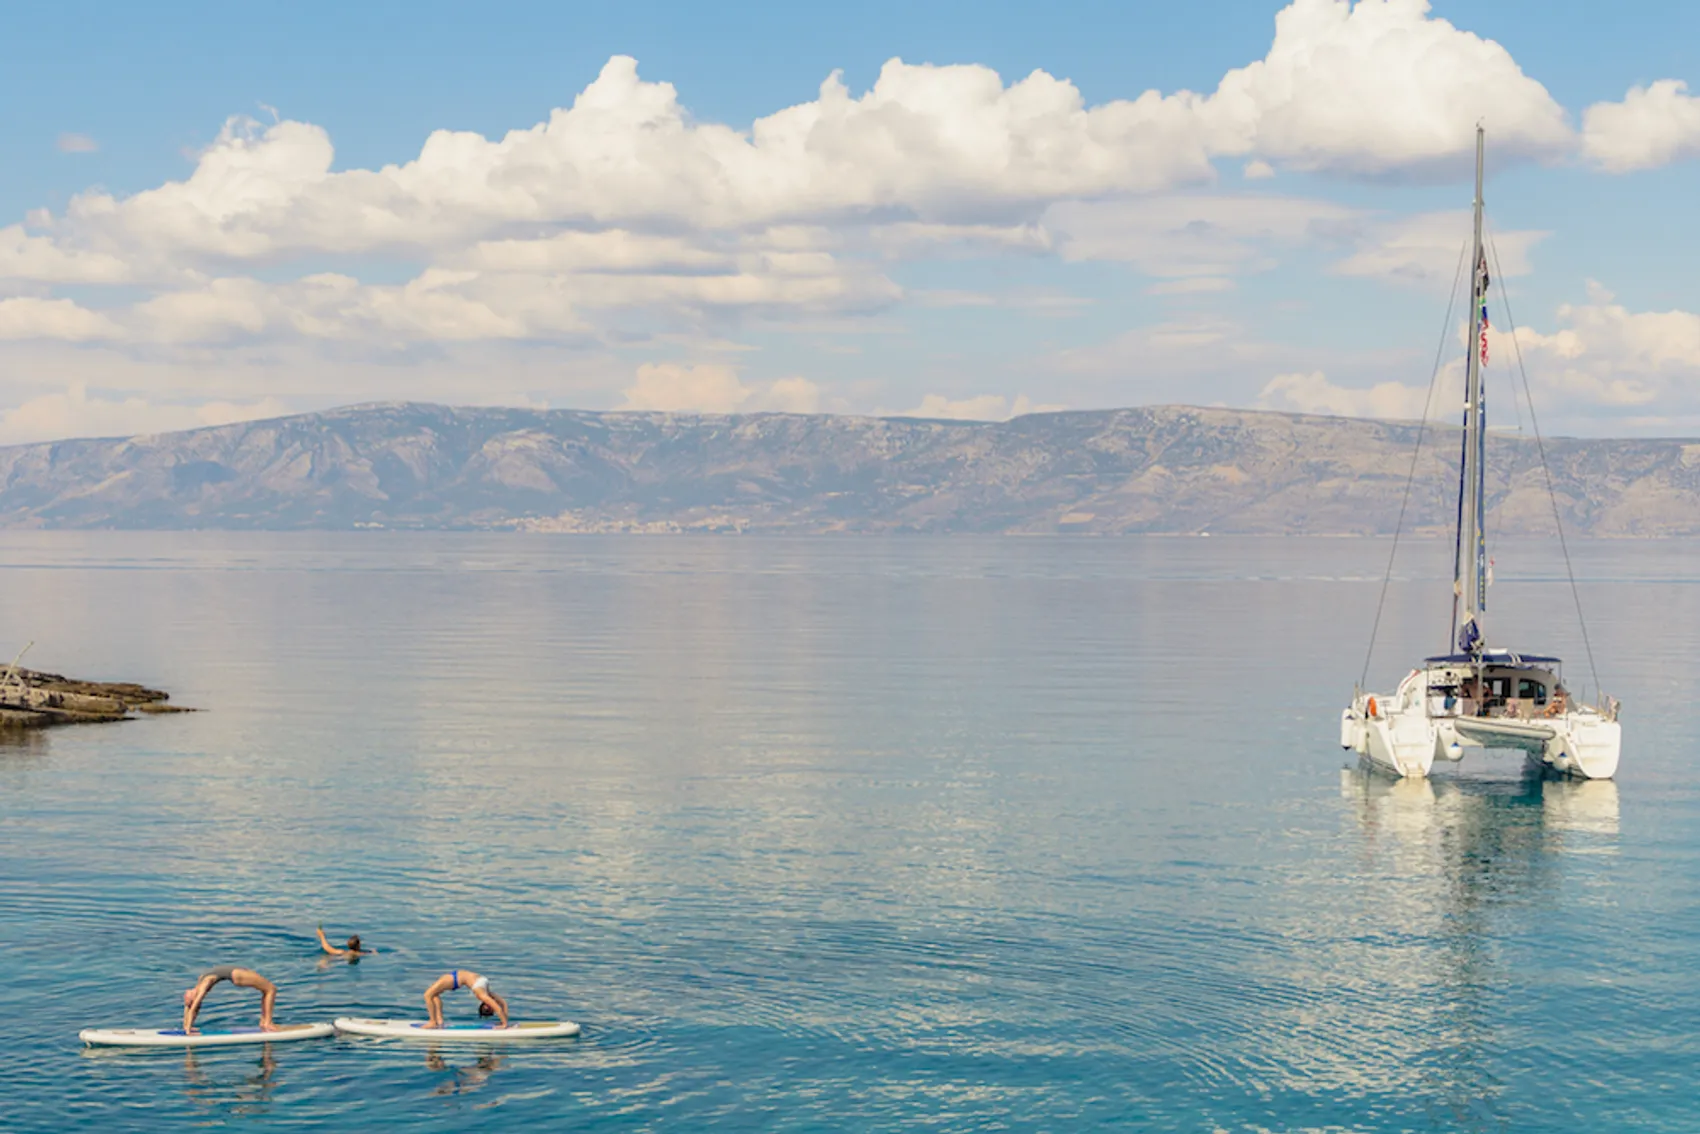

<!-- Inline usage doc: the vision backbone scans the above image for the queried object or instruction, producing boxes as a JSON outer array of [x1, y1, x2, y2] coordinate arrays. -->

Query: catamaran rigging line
[[1484, 228, 1603, 698], [1357, 239, 1467, 691]]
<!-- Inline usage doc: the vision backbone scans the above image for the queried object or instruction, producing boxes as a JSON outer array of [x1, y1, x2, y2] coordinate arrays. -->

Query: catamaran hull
[[1343, 708, 1441, 778], [1451, 715, 1621, 780], [1343, 704, 1620, 781]]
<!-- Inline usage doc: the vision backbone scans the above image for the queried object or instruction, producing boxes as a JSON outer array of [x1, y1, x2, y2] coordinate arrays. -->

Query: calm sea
[[1, 533, 1697, 1131]]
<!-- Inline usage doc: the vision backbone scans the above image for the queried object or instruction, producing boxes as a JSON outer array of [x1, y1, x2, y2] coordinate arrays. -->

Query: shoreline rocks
[[0, 667, 191, 728]]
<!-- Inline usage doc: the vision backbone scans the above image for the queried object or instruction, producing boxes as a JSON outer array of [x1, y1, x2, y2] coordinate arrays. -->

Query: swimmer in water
[[316, 924, 375, 960], [422, 969, 509, 1028], [182, 966, 278, 1033]]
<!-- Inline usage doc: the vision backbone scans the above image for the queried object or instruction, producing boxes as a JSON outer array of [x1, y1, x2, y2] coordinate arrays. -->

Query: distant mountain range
[[0, 402, 1696, 534]]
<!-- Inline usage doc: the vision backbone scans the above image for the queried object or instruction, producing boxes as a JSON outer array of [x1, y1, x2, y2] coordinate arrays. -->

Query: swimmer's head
[[182, 987, 196, 1007], [346, 935, 361, 952], [478, 1002, 495, 1017]]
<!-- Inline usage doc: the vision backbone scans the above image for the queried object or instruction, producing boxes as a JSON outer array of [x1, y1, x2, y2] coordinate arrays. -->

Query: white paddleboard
[[80, 1023, 335, 1047], [334, 1017, 580, 1041]]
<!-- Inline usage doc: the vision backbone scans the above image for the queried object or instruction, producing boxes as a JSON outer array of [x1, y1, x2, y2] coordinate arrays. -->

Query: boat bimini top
[[1423, 650, 1562, 668]]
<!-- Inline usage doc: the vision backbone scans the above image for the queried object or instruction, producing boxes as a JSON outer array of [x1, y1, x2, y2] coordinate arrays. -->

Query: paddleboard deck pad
[[335, 1017, 580, 1040], [80, 1023, 334, 1047]]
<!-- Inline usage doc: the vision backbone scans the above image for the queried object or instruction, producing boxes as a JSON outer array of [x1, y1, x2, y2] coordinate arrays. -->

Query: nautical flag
[[1477, 251, 1491, 365], [1458, 614, 1481, 654]]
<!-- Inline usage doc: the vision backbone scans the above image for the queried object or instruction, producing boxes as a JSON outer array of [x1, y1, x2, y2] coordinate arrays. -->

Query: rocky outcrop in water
[[0, 402, 1697, 535], [0, 665, 187, 728]]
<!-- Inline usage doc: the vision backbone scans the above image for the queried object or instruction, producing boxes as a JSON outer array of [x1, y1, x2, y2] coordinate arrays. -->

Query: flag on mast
[[1477, 252, 1491, 365]]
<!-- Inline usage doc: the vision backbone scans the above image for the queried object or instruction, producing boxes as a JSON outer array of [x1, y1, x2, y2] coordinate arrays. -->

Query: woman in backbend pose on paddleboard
[[423, 969, 509, 1027], [182, 966, 278, 1033], [316, 924, 375, 961]]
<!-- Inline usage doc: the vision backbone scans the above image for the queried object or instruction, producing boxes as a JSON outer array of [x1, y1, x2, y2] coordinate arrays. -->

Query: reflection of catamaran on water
[[1340, 128, 1622, 780]]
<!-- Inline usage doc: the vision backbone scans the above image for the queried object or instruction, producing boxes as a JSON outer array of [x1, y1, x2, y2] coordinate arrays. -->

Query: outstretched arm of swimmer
[[319, 925, 376, 956]]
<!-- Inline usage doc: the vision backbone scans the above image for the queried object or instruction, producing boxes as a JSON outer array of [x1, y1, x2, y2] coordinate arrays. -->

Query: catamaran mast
[[1452, 125, 1489, 655]]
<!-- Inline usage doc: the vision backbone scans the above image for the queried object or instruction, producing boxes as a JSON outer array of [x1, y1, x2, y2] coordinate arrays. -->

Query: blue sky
[[2, 0, 1699, 441]]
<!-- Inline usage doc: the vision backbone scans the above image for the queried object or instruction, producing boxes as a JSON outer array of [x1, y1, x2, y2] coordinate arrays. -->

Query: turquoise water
[[2, 533, 1698, 1131]]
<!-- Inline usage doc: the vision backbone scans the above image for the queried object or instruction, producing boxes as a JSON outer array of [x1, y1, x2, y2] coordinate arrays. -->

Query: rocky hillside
[[0, 402, 1696, 534]]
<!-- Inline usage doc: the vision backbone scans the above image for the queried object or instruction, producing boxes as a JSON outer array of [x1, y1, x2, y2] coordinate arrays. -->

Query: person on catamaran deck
[[423, 969, 509, 1028], [316, 924, 375, 960], [182, 965, 278, 1033]]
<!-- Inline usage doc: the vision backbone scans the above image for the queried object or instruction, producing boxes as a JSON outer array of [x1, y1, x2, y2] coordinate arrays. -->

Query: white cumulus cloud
[[0, 384, 288, 444], [1499, 283, 1700, 409], [51, 58, 1216, 269], [0, 225, 133, 284], [1262, 285, 1700, 429], [763, 376, 824, 413], [1330, 210, 1545, 287], [897, 393, 1066, 421], [1259, 370, 1438, 419], [617, 362, 824, 414], [0, 297, 121, 341], [1581, 80, 1700, 172], [1197, 0, 1572, 176], [4, 2, 1598, 300], [1046, 194, 1355, 279]]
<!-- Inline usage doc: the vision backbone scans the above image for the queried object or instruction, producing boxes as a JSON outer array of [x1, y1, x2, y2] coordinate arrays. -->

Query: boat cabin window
[[1427, 666, 1561, 717]]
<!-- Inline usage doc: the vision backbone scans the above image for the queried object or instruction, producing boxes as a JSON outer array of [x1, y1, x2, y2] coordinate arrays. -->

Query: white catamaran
[[1339, 128, 1622, 780]]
